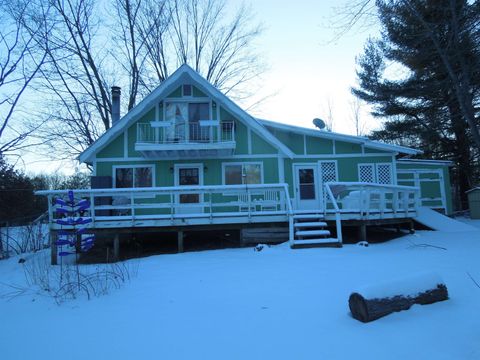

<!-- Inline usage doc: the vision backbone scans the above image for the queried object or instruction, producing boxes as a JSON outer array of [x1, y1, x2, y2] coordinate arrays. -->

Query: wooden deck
[[36, 182, 420, 250]]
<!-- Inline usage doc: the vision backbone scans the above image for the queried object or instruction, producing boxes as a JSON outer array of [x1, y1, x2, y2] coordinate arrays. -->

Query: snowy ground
[[1, 220, 480, 359]]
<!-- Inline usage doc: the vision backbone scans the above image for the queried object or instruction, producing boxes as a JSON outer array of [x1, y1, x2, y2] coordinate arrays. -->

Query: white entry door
[[175, 164, 203, 214], [294, 164, 320, 210]]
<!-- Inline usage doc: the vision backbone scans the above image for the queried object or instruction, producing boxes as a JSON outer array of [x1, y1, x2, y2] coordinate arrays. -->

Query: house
[[37, 64, 452, 262]]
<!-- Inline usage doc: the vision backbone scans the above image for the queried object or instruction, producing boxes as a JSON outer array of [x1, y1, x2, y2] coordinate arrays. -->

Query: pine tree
[[352, 0, 480, 209]]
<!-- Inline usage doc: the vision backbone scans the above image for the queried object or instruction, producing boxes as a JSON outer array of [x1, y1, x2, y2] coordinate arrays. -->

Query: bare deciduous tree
[[349, 96, 365, 136], [5, 0, 265, 159], [0, 1, 48, 154]]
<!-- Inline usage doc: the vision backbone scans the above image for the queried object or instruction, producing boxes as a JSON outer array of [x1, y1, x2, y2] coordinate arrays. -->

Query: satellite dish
[[313, 118, 326, 130]]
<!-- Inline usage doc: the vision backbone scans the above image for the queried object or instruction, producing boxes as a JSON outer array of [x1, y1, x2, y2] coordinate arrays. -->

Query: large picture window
[[115, 166, 153, 188], [223, 163, 262, 185]]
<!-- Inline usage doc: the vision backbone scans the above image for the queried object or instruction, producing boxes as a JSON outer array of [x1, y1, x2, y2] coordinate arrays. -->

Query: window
[[183, 84, 192, 96], [224, 163, 262, 185], [298, 168, 316, 200], [115, 166, 153, 188]]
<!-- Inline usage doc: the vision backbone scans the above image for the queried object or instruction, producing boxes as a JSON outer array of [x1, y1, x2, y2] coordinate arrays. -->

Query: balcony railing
[[137, 121, 235, 144]]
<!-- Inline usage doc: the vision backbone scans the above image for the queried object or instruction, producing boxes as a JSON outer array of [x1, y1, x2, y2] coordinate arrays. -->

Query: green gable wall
[[97, 134, 124, 158], [251, 132, 276, 154], [167, 87, 182, 98]]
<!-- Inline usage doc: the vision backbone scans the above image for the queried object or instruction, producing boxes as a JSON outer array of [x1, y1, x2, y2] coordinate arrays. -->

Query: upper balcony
[[135, 120, 236, 159]]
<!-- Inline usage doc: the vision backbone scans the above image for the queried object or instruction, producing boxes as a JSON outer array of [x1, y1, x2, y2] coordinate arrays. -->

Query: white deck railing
[[137, 121, 235, 144], [324, 182, 420, 218], [37, 184, 290, 228]]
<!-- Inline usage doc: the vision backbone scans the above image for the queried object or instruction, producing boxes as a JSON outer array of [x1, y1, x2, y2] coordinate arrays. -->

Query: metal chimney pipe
[[111, 86, 121, 125]]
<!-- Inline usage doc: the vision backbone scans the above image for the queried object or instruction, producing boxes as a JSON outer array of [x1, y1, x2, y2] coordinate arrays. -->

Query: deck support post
[[178, 231, 184, 253], [359, 224, 367, 242], [409, 220, 415, 234], [50, 231, 57, 265], [113, 234, 120, 260]]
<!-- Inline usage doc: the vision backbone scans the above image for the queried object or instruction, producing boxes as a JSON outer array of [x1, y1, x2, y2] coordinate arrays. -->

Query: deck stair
[[290, 212, 341, 248]]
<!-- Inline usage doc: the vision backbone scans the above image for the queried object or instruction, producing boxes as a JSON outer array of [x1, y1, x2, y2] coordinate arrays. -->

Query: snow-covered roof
[[79, 64, 294, 163], [258, 118, 422, 155]]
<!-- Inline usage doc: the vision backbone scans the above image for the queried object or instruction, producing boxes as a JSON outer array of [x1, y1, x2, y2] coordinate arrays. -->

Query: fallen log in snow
[[349, 273, 449, 323]]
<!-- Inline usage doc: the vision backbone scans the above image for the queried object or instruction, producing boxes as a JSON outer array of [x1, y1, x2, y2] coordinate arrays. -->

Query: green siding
[[167, 86, 182, 98], [305, 136, 333, 155], [192, 86, 206, 97], [251, 132, 276, 154], [335, 141, 362, 154], [96, 157, 279, 187], [268, 128, 304, 154], [97, 134, 124, 158]]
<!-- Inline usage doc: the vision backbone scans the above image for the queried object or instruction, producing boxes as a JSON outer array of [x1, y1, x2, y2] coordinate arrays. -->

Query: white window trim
[[112, 164, 156, 188], [221, 162, 264, 185]]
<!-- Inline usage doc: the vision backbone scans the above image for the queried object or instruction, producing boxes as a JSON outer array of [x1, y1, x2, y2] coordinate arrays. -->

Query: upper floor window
[[165, 102, 210, 142], [182, 84, 192, 97]]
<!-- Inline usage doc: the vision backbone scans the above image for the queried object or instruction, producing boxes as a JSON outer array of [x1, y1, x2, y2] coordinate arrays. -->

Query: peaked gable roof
[[79, 64, 294, 163], [259, 118, 422, 156]]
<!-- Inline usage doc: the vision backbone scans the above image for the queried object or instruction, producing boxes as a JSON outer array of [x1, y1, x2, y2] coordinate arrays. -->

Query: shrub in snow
[[16, 251, 138, 304]]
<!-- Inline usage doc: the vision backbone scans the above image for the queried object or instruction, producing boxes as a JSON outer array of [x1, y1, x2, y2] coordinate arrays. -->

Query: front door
[[294, 165, 320, 210], [175, 164, 203, 214]]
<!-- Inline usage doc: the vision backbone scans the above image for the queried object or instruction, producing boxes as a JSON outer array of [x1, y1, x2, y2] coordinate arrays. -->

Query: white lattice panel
[[377, 164, 392, 184], [320, 161, 337, 183], [359, 164, 375, 183]]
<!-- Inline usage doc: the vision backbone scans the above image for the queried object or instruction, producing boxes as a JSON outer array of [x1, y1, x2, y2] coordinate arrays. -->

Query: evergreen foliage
[[353, 0, 480, 209]]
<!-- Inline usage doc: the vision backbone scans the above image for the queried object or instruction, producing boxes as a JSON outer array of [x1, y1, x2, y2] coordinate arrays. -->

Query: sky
[[17, 0, 380, 174], [237, 0, 380, 134]]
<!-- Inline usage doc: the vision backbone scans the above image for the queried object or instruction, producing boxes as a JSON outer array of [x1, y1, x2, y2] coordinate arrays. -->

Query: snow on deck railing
[[324, 183, 343, 243], [324, 182, 420, 218], [36, 183, 292, 227]]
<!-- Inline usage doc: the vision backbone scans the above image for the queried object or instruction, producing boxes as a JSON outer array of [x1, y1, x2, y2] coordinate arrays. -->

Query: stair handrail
[[324, 183, 343, 244], [283, 183, 295, 246]]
